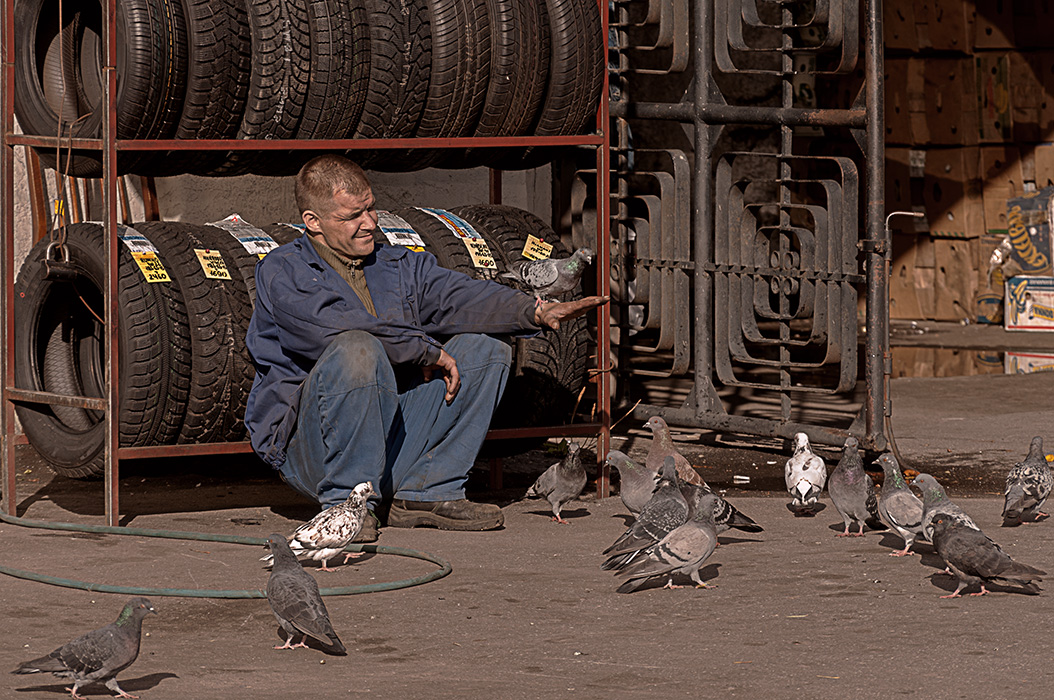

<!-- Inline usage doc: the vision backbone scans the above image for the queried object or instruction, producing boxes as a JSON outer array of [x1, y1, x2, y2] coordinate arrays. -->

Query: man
[[245, 155, 606, 539]]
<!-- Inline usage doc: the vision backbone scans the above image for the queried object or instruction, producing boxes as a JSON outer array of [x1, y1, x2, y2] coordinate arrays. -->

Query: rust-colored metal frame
[[1, 0, 612, 525]]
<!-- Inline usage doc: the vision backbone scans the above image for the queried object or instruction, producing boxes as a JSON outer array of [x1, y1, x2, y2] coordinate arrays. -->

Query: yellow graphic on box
[[1006, 206, 1049, 273], [131, 252, 170, 283], [194, 249, 232, 280], [463, 238, 496, 269], [521, 234, 553, 261]]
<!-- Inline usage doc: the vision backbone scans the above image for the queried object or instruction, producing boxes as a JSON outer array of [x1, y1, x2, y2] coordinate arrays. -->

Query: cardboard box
[[935, 238, 978, 320], [1011, 0, 1052, 48], [1036, 145, 1054, 189], [1038, 53, 1054, 139], [885, 149, 926, 226], [973, 0, 1015, 48], [975, 233, 1008, 323], [1005, 276, 1054, 330], [924, 147, 984, 238], [976, 53, 1012, 143], [1005, 351, 1054, 373], [980, 146, 1023, 234], [1009, 52, 1043, 142], [885, 58, 924, 145], [884, 0, 918, 50], [1005, 187, 1054, 275], [926, 58, 977, 145], [891, 234, 925, 319]]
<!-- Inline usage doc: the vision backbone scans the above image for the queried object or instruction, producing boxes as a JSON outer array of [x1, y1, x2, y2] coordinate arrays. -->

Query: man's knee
[[447, 333, 512, 369], [319, 330, 389, 382]]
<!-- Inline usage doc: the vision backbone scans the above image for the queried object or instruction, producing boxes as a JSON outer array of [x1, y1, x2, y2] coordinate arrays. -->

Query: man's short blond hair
[[295, 155, 371, 216]]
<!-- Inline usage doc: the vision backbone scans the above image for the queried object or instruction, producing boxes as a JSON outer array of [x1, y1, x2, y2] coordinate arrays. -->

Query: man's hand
[[534, 296, 609, 330], [422, 349, 461, 405]]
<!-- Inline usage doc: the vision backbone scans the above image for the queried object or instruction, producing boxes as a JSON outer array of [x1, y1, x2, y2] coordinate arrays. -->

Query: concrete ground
[[3, 371, 1054, 699]]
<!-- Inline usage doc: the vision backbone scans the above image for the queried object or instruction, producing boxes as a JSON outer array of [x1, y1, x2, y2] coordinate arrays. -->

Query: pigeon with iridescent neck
[[1002, 436, 1053, 525], [875, 453, 924, 556], [827, 437, 885, 537], [501, 247, 594, 302], [643, 416, 705, 486]]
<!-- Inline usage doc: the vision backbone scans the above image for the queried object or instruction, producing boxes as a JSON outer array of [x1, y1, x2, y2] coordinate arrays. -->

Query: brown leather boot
[[387, 499, 504, 531]]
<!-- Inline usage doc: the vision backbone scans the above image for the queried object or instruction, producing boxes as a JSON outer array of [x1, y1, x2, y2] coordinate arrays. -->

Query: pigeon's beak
[[148, 606, 157, 615]]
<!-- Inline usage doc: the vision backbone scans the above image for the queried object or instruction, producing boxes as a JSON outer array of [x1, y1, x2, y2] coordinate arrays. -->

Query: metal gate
[[597, 0, 887, 449]]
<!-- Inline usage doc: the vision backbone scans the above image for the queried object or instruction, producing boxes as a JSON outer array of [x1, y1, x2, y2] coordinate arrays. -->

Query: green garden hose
[[0, 512, 451, 598]]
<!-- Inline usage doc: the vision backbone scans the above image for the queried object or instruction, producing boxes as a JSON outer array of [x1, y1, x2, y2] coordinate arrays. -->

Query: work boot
[[387, 499, 504, 531], [352, 510, 380, 543]]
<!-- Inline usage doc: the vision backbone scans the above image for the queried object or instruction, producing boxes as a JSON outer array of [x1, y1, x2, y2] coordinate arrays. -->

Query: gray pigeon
[[875, 453, 924, 557], [602, 456, 689, 564], [615, 493, 721, 593], [643, 415, 705, 486], [681, 482, 763, 536], [827, 437, 885, 536], [12, 597, 155, 700], [262, 481, 376, 571], [1002, 436, 1053, 524], [605, 450, 657, 514], [525, 442, 587, 524], [501, 247, 594, 302], [785, 432, 827, 515], [265, 534, 346, 654], [915, 473, 979, 543], [930, 516, 1046, 598]]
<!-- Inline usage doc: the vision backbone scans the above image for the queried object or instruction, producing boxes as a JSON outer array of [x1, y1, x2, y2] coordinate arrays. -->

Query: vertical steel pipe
[[692, 0, 715, 415], [104, 0, 121, 525], [1, 0, 16, 515], [594, 0, 612, 497]]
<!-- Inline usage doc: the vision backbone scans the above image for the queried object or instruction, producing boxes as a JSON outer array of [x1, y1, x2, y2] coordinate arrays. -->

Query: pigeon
[[12, 596, 155, 700], [525, 442, 587, 524], [875, 453, 924, 556], [643, 415, 705, 486], [602, 456, 689, 566], [1002, 436, 1053, 524], [615, 492, 721, 593], [265, 533, 346, 654], [915, 473, 979, 543], [700, 484, 764, 536], [785, 432, 827, 515], [262, 481, 376, 571], [930, 516, 1046, 598], [501, 247, 594, 302], [606, 449, 657, 514], [827, 437, 885, 536]]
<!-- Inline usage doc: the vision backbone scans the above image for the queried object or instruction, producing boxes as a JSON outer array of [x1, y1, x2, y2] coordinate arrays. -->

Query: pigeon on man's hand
[[915, 473, 979, 543], [615, 493, 721, 593], [930, 516, 1046, 598], [785, 432, 827, 515], [265, 534, 346, 655], [875, 453, 924, 556], [1002, 436, 1053, 525], [262, 482, 376, 571], [605, 450, 657, 514], [643, 416, 705, 486], [526, 442, 587, 524], [827, 437, 885, 537], [12, 597, 155, 700], [501, 247, 594, 302]]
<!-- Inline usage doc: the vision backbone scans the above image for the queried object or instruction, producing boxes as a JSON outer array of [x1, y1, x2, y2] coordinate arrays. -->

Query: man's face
[[303, 187, 379, 259]]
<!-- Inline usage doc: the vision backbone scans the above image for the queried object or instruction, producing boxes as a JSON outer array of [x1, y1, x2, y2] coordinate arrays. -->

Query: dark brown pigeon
[[643, 416, 704, 486], [265, 534, 346, 654], [12, 597, 155, 700]]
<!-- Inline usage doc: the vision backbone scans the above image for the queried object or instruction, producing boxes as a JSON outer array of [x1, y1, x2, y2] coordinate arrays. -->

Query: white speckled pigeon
[[615, 493, 721, 593], [1002, 436, 1053, 524], [785, 432, 827, 515], [915, 473, 979, 543], [605, 450, 657, 514], [930, 516, 1046, 598], [827, 437, 885, 537], [501, 247, 594, 302], [265, 534, 346, 655], [262, 481, 376, 571], [12, 597, 155, 700], [643, 415, 705, 486], [875, 453, 924, 556], [526, 442, 587, 524]]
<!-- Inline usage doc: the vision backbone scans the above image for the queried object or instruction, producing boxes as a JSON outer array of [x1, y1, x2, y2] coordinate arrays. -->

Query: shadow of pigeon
[[786, 502, 826, 517], [618, 563, 723, 593], [16, 672, 179, 696], [527, 507, 589, 521], [716, 535, 763, 546]]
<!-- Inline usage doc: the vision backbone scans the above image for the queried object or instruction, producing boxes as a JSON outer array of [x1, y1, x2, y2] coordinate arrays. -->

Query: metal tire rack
[[1, 0, 613, 525]]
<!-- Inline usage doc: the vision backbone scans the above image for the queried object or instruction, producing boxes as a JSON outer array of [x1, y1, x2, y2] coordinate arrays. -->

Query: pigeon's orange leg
[[342, 551, 366, 563], [274, 636, 309, 650], [551, 515, 571, 525]]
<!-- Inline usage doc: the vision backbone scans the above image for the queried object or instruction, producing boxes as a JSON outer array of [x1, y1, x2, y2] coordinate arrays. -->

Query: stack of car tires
[[13, 0, 603, 177], [15, 206, 590, 476]]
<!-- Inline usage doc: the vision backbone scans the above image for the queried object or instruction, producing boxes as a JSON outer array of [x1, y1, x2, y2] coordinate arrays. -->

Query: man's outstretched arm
[[534, 296, 609, 330]]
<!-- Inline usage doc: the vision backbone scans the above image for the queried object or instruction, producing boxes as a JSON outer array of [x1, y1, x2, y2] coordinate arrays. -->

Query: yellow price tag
[[194, 249, 232, 280], [405, 246, 426, 253], [521, 234, 553, 261], [131, 252, 171, 283], [462, 238, 496, 269]]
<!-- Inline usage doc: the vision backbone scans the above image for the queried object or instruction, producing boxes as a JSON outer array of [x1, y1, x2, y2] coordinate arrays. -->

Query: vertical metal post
[[1, 0, 17, 515], [692, 0, 715, 415], [864, 0, 886, 449], [594, 0, 611, 497], [103, 0, 120, 525], [488, 169, 502, 205]]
